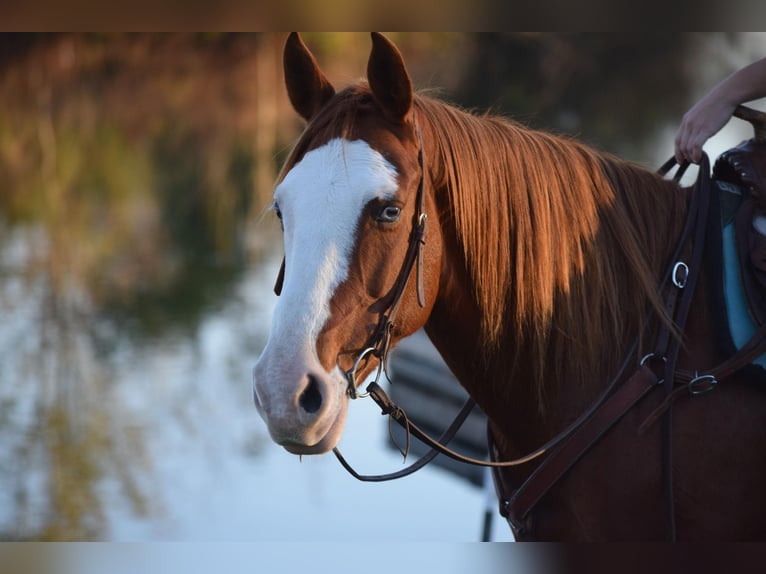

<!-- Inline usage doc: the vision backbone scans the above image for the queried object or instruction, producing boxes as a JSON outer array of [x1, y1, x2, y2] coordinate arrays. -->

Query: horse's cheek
[[356, 237, 401, 299]]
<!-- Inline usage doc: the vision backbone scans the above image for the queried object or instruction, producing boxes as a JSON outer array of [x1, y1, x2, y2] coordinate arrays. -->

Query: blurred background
[[1, 32, 764, 542]]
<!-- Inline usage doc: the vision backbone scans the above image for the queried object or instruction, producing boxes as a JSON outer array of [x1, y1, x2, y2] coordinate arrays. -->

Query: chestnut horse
[[252, 33, 766, 541]]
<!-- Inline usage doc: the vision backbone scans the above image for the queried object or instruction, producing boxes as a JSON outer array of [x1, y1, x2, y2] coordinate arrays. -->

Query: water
[[0, 34, 515, 543], [0, 237, 510, 541]]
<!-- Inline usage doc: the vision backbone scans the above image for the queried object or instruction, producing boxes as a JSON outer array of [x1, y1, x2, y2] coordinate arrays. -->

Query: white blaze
[[256, 138, 399, 414]]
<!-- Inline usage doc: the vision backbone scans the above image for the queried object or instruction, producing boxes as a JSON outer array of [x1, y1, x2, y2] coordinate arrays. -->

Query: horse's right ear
[[283, 33, 335, 121]]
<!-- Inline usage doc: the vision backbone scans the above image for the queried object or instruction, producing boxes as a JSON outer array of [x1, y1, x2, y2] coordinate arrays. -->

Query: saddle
[[713, 137, 766, 327]]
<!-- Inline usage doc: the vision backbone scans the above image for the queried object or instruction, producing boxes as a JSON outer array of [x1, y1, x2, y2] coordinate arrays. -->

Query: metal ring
[[345, 346, 379, 399], [639, 352, 667, 366], [672, 261, 689, 289], [688, 374, 717, 396]]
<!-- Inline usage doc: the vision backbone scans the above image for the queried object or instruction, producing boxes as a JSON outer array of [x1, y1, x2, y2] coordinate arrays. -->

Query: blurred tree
[[449, 33, 696, 161]]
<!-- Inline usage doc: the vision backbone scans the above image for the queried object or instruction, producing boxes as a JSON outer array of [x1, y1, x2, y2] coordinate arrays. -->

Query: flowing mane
[[278, 83, 690, 405], [414, 94, 689, 403]]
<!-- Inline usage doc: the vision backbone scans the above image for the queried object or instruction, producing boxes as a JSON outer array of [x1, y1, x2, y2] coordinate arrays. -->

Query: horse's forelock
[[277, 84, 378, 182]]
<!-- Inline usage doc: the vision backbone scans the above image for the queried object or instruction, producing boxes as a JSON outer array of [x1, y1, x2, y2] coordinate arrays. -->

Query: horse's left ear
[[367, 33, 413, 123]]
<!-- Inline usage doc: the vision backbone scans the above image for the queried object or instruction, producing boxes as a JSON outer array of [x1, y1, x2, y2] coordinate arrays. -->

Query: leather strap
[[495, 155, 713, 540], [639, 319, 766, 432], [497, 364, 660, 536], [659, 152, 712, 541], [332, 393, 477, 482]]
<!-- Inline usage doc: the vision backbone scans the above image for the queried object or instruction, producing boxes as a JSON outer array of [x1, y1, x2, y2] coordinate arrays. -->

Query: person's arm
[[675, 58, 766, 164]]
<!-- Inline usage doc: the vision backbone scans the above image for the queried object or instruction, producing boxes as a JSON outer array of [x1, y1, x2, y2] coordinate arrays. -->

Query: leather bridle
[[341, 127, 428, 400], [272, 127, 427, 400]]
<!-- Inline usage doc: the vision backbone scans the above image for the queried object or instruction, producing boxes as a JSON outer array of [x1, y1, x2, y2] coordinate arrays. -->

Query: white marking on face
[[268, 137, 399, 371]]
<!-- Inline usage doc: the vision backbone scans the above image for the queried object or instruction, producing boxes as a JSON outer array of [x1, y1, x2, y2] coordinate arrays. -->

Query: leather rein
[[331, 153, 706, 484]]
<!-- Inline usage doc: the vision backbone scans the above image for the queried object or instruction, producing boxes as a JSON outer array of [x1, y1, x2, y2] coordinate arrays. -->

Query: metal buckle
[[672, 261, 689, 289], [688, 373, 717, 396]]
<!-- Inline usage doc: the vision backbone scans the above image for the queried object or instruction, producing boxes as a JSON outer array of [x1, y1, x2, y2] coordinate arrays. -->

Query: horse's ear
[[283, 33, 336, 121], [367, 32, 413, 123]]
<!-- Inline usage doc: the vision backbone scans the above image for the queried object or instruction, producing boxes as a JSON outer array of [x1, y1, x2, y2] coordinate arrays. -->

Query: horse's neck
[[423, 217, 549, 445], [425, 288, 550, 452]]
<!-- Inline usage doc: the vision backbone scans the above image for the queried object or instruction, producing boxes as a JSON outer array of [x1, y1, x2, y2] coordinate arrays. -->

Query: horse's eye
[[273, 202, 284, 230], [377, 205, 401, 224]]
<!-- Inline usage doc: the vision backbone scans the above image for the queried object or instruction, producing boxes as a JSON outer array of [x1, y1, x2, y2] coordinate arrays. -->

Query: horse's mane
[[414, 95, 689, 405], [280, 83, 689, 408]]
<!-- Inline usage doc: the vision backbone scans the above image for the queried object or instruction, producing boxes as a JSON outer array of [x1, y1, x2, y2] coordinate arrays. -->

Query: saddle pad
[[720, 196, 766, 369]]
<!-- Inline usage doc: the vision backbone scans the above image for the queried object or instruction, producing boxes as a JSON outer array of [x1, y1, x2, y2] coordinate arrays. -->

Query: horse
[[252, 32, 766, 541]]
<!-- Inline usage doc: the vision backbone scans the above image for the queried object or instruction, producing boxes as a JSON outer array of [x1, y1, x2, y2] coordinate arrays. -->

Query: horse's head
[[253, 33, 442, 455]]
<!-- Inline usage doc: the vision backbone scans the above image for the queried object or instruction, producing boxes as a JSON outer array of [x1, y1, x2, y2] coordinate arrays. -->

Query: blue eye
[[377, 205, 401, 223]]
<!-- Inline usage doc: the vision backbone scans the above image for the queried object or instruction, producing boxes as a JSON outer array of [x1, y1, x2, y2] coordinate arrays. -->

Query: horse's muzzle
[[252, 358, 348, 454]]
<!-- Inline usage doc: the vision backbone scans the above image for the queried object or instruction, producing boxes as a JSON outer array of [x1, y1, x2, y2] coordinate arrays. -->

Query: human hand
[[674, 93, 736, 164]]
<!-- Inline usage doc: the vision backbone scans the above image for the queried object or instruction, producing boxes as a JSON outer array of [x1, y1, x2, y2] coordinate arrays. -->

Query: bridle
[[271, 123, 435, 477], [274, 123, 479, 479], [342, 126, 428, 400]]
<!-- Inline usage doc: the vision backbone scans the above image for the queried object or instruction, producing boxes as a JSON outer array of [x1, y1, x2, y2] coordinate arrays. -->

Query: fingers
[[677, 141, 702, 164], [674, 115, 705, 164], [674, 97, 735, 164]]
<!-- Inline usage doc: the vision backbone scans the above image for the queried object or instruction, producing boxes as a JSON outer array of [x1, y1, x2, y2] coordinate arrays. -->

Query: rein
[[330, 134, 681, 480], [331, 146, 766, 539], [331, 155, 697, 484]]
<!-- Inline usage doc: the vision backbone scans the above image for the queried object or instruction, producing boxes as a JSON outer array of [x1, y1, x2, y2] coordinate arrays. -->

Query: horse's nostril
[[299, 374, 323, 414]]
